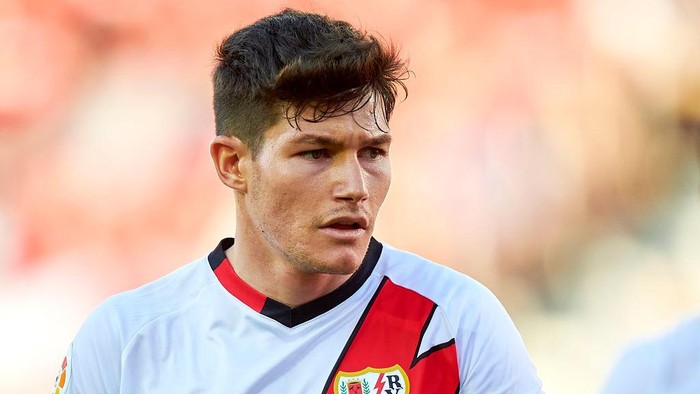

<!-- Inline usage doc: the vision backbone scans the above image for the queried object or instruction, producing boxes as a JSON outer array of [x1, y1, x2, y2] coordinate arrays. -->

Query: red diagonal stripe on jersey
[[324, 277, 460, 393]]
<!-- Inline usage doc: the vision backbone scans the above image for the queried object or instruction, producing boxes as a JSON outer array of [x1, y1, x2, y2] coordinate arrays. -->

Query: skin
[[210, 102, 392, 307]]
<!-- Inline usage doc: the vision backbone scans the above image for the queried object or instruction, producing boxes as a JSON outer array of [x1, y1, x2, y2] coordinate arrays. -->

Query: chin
[[307, 258, 356, 275], [293, 236, 369, 274], [314, 254, 363, 276]]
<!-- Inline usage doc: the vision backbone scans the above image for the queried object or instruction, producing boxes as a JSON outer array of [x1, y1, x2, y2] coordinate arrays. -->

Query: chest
[[118, 279, 459, 394]]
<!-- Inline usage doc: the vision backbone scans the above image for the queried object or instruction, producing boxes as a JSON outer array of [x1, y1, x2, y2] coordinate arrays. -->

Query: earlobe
[[210, 135, 249, 193]]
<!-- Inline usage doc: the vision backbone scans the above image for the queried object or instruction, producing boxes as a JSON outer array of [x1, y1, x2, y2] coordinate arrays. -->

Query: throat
[[260, 270, 353, 308], [227, 245, 352, 308]]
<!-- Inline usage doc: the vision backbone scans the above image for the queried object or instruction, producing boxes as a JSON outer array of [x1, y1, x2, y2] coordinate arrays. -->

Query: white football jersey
[[52, 238, 543, 393], [602, 316, 700, 394]]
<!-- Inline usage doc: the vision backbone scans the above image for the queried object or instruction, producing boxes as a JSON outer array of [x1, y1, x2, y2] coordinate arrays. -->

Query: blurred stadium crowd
[[1, 0, 699, 393]]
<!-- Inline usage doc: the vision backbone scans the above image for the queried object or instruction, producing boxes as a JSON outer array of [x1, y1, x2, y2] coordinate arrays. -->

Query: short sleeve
[[62, 299, 123, 394], [458, 288, 544, 393]]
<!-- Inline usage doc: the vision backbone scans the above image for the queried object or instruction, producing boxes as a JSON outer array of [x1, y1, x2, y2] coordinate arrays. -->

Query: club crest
[[51, 344, 72, 394], [334, 364, 409, 394]]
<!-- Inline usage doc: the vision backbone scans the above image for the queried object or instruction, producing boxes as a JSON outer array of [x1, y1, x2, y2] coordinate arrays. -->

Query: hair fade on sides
[[212, 8, 410, 156]]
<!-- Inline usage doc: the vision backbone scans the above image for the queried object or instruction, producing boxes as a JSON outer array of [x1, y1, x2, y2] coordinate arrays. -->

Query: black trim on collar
[[207, 237, 383, 327], [208, 237, 234, 270]]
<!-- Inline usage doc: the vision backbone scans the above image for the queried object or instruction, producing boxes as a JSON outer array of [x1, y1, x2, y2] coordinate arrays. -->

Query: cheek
[[370, 165, 392, 201], [384, 164, 392, 190], [256, 171, 315, 217]]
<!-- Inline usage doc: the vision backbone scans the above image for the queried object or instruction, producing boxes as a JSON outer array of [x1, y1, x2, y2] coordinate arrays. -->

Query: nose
[[334, 155, 369, 203]]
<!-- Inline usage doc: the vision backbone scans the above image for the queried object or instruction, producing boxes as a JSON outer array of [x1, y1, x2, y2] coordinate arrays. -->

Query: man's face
[[242, 103, 392, 276]]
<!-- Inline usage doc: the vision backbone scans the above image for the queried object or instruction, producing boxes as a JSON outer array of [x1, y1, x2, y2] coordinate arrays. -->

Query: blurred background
[[1, 0, 699, 393]]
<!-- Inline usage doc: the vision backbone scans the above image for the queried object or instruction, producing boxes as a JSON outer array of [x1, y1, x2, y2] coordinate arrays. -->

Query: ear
[[210, 135, 251, 193]]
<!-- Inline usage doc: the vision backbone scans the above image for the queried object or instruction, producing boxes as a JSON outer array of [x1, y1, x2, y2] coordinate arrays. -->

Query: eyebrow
[[289, 133, 392, 146]]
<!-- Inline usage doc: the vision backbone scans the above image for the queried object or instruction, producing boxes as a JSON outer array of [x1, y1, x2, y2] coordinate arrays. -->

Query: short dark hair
[[212, 8, 409, 156]]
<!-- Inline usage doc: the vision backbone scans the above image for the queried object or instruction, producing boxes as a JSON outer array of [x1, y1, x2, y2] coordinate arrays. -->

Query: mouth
[[320, 216, 368, 231], [327, 222, 362, 230]]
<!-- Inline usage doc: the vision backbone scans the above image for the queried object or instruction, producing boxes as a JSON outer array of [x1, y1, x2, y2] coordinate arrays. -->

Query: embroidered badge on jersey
[[334, 365, 409, 394], [51, 344, 72, 394], [324, 277, 460, 394]]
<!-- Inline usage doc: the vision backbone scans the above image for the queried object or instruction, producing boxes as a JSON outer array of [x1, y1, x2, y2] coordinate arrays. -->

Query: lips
[[321, 216, 368, 230], [329, 222, 361, 230]]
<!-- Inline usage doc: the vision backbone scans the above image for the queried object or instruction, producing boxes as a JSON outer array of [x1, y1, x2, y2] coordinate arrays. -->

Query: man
[[52, 9, 543, 393], [602, 316, 700, 394], [600, 96, 700, 394]]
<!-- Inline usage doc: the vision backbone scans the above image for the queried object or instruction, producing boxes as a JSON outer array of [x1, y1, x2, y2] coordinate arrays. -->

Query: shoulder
[[377, 243, 499, 313], [65, 256, 213, 393], [375, 242, 520, 339], [603, 315, 700, 393], [376, 242, 544, 393], [631, 316, 700, 363], [95, 256, 214, 337], [76, 258, 213, 346]]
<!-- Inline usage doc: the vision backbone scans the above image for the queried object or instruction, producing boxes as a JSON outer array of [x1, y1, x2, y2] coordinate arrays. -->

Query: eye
[[299, 149, 328, 160], [361, 147, 387, 159]]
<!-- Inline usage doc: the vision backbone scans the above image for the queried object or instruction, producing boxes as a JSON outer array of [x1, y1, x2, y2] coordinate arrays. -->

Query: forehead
[[266, 103, 391, 145]]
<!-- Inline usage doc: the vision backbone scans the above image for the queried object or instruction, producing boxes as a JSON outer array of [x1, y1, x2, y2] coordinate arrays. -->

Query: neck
[[228, 221, 352, 308]]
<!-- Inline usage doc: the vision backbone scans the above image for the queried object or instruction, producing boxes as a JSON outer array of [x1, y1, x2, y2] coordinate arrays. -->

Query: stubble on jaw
[[258, 218, 367, 276], [283, 245, 359, 276]]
